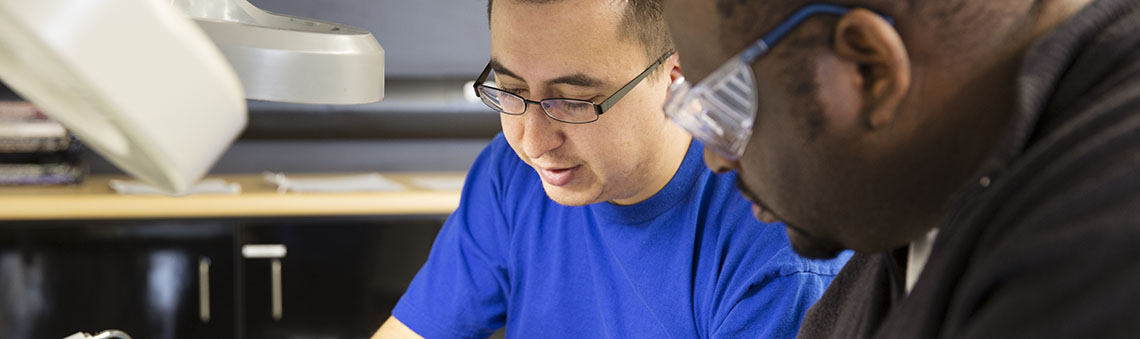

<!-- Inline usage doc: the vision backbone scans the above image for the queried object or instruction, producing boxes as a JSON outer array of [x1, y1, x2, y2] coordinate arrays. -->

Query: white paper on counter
[[109, 178, 241, 195], [410, 176, 466, 191], [262, 172, 405, 193]]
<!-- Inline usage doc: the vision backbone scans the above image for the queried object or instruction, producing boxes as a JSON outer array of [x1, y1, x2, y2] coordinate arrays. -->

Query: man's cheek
[[816, 57, 863, 133]]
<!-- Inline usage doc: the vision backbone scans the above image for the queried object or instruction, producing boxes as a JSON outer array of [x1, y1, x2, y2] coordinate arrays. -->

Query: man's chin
[[542, 184, 600, 207], [785, 225, 845, 259]]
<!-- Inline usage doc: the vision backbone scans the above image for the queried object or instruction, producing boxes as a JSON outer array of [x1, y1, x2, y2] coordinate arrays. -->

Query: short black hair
[[487, 0, 674, 63], [710, 0, 1034, 58]]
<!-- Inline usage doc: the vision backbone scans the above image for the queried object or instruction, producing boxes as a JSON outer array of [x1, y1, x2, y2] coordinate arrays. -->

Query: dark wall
[[248, 0, 492, 78]]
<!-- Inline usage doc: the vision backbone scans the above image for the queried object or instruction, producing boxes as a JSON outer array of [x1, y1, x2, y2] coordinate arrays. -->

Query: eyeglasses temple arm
[[597, 51, 675, 114], [473, 62, 494, 97]]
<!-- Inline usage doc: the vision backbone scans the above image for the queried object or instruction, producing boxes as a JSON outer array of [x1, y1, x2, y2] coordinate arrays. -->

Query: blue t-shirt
[[393, 134, 850, 338]]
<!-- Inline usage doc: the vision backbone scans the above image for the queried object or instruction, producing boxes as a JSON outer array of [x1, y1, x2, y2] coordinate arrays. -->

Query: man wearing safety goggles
[[372, 0, 850, 338], [663, 0, 1140, 338]]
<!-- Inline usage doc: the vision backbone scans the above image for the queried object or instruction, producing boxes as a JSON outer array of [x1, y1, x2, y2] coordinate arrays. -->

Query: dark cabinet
[[0, 221, 236, 339], [238, 219, 442, 339], [0, 217, 444, 339]]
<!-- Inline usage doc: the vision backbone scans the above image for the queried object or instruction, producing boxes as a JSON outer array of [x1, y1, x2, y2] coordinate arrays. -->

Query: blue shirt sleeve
[[392, 137, 516, 339], [711, 271, 835, 338], [711, 248, 851, 339]]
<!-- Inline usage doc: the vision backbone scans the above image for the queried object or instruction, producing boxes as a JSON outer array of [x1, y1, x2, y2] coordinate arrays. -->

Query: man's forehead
[[488, 0, 645, 85], [489, 0, 626, 51], [490, 0, 624, 32]]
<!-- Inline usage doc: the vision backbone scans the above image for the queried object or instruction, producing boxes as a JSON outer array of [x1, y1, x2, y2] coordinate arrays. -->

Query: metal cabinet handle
[[199, 257, 211, 323], [242, 244, 287, 259], [271, 258, 283, 320], [242, 244, 287, 321]]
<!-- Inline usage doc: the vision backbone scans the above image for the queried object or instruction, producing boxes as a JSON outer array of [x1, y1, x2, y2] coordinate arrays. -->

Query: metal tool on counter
[[62, 330, 132, 339]]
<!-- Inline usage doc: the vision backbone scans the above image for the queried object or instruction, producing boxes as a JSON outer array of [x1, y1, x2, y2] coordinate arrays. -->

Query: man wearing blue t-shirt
[[372, 0, 850, 338]]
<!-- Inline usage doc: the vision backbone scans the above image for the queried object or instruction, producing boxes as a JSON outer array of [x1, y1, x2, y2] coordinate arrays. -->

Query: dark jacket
[[798, 0, 1140, 337]]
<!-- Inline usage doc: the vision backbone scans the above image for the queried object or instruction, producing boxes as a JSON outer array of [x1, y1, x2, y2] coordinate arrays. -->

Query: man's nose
[[703, 147, 738, 174], [521, 103, 564, 159]]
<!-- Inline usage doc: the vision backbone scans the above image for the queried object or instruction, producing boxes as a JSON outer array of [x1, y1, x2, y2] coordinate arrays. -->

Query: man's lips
[[751, 203, 781, 224], [735, 177, 782, 224], [538, 165, 581, 186]]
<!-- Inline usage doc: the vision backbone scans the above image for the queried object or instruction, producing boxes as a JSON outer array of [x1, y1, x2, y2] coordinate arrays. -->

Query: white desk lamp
[[0, 0, 385, 195]]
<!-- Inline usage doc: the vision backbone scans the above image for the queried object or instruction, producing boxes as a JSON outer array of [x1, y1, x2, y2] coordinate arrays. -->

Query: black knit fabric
[[798, 0, 1140, 337]]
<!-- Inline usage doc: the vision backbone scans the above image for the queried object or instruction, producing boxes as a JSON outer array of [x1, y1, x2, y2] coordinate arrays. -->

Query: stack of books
[[0, 101, 85, 185]]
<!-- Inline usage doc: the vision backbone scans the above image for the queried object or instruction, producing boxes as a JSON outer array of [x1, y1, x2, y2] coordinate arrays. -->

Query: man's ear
[[833, 8, 910, 129], [668, 53, 683, 84], [663, 54, 684, 104]]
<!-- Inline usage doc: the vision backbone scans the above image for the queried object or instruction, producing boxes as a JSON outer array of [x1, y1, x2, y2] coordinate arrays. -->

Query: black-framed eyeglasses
[[473, 51, 675, 124]]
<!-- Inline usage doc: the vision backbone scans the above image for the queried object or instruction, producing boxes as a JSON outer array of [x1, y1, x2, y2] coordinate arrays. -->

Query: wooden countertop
[[0, 172, 466, 220]]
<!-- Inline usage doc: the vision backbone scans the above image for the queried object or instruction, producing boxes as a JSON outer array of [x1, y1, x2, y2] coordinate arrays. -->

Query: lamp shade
[[0, 0, 247, 194]]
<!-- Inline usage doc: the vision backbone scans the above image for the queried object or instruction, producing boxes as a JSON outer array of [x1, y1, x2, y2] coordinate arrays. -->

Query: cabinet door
[[0, 221, 236, 339], [239, 217, 443, 339]]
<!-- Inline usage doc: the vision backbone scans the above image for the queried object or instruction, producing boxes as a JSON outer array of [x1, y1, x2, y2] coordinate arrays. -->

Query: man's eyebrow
[[489, 58, 524, 81], [547, 74, 604, 88], [488, 58, 605, 88]]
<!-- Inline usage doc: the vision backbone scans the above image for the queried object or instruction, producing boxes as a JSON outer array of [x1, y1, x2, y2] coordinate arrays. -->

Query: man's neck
[[608, 133, 692, 206], [927, 0, 1096, 212], [1027, 0, 1097, 40]]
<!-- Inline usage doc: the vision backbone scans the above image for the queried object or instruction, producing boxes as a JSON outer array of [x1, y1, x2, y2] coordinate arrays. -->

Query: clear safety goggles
[[664, 4, 891, 160], [664, 56, 759, 159]]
